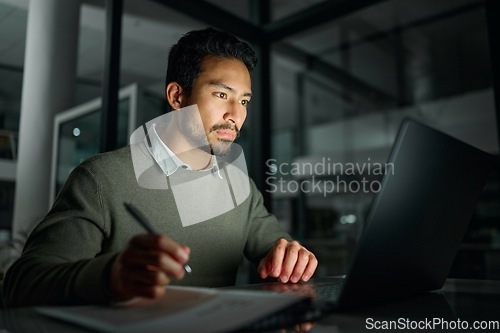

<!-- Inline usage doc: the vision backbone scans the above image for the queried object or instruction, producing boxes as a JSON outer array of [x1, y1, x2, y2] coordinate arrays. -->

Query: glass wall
[[268, 0, 499, 279], [53, 91, 130, 196], [0, 1, 106, 235], [0, 2, 26, 238]]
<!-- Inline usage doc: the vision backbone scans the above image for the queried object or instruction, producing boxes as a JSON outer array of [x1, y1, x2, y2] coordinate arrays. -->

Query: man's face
[[185, 56, 252, 155]]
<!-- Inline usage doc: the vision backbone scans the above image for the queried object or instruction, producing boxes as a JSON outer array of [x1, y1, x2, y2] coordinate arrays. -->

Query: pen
[[124, 202, 192, 274]]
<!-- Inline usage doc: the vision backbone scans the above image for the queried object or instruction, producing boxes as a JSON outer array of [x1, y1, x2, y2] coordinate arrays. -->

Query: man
[[3, 28, 317, 307]]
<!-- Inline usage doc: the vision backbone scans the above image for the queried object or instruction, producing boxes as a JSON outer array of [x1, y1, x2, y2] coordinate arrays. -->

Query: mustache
[[210, 123, 240, 138]]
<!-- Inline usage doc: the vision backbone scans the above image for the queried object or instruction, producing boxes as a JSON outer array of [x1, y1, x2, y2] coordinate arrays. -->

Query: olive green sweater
[[3, 146, 290, 307]]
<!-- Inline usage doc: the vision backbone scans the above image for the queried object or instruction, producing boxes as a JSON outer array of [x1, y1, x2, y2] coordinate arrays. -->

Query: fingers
[[130, 235, 190, 264], [259, 238, 318, 284], [301, 254, 318, 282], [279, 241, 301, 283], [124, 252, 184, 280], [258, 238, 288, 279], [115, 262, 176, 301], [125, 265, 171, 285], [286, 248, 309, 283], [294, 321, 316, 332], [270, 238, 288, 278], [118, 279, 168, 300], [121, 245, 186, 280], [257, 259, 270, 279], [110, 234, 191, 301], [279, 321, 315, 333]]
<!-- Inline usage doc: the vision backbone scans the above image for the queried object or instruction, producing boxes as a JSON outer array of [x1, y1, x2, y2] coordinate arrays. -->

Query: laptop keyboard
[[313, 281, 345, 300], [244, 281, 345, 331]]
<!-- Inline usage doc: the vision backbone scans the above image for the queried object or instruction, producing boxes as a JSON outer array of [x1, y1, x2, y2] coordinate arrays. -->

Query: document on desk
[[37, 286, 307, 333]]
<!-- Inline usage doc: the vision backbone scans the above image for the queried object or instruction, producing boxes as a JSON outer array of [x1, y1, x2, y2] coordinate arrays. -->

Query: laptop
[[240, 118, 494, 329]]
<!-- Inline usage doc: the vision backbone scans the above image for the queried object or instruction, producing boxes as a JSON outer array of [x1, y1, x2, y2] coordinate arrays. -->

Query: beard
[[184, 108, 239, 156], [210, 138, 233, 156], [185, 120, 238, 156], [208, 123, 239, 156]]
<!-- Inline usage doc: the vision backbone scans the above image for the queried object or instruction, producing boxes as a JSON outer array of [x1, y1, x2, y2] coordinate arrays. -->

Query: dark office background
[[0, 0, 499, 280]]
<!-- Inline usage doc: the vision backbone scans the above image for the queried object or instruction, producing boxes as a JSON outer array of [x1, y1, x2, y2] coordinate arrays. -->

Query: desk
[[1, 279, 499, 332], [307, 279, 500, 333]]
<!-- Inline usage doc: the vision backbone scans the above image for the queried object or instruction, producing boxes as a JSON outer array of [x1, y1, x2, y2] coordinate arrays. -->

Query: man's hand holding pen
[[108, 203, 192, 302], [109, 234, 191, 302]]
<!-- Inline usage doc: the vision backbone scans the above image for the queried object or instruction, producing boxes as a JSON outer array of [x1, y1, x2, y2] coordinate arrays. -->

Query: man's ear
[[165, 82, 187, 110]]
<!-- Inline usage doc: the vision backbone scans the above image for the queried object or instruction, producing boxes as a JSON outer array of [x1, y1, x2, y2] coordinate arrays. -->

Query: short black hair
[[165, 28, 258, 110]]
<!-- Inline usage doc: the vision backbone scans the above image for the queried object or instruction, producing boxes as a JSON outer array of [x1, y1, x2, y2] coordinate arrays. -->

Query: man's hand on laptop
[[258, 238, 318, 283]]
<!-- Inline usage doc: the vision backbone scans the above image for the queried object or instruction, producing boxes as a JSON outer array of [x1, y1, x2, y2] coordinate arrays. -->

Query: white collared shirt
[[144, 123, 221, 178]]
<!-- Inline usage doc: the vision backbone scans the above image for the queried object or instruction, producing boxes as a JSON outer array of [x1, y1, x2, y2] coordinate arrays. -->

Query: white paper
[[37, 286, 306, 333]]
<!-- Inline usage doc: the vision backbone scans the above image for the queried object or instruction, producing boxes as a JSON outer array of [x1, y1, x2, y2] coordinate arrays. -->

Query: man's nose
[[224, 99, 245, 127]]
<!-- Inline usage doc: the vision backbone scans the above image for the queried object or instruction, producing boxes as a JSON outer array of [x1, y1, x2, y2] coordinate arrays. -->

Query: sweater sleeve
[[2, 164, 116, 307], [243, 179, 293, 267]]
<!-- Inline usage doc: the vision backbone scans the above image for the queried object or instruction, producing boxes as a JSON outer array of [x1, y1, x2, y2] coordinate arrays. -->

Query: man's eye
[[215, 92, 227, 99], [240, 99, 250, 106]]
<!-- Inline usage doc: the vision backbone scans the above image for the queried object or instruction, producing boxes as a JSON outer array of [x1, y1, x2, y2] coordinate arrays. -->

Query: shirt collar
[[145, 123, 220, 177]]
